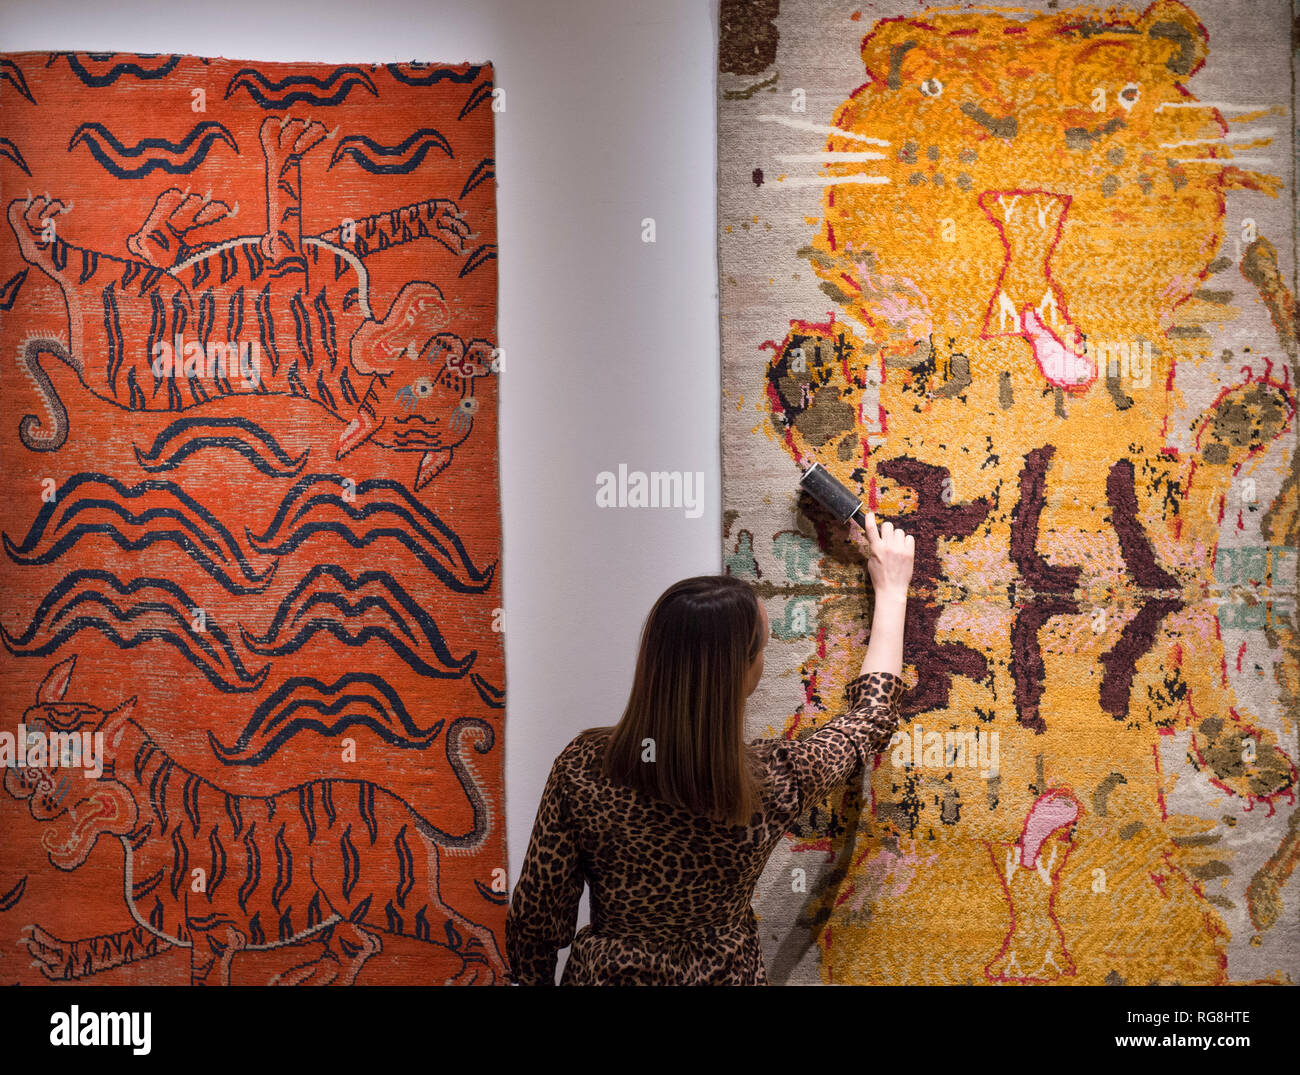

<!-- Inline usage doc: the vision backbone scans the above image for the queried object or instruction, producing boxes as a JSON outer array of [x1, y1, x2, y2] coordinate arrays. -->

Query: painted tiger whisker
[[1160, 133, 1275, 148], [1170, 157, 1277, 167], [1156, 101, 1273, 112], [776, 152, 888, 162], [774, 174, 891, 187], [757, 114, 890, 145]]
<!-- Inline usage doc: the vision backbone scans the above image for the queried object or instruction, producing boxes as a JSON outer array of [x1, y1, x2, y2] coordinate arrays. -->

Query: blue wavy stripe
[[0, 569, 270, 693], [134, 416, 309, 477], [327, 128, 452, 174], [242, 621, 477, 680], [385, 63, 484, 87], [208, 673, 444, 766], [68, 121, 238, 179], [238, 563, 475, 673], [248, 476, 495, 593], [225, 66, 377, 109], [2, 472, 277, 591], [58, 53, 181, 86]]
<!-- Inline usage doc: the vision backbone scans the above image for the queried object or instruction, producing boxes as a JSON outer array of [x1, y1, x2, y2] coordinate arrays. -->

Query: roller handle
[[798, 462, 870, 529]]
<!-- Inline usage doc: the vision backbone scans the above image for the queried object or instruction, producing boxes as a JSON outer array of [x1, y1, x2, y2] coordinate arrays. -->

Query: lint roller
[[798, 462, 871, 530]]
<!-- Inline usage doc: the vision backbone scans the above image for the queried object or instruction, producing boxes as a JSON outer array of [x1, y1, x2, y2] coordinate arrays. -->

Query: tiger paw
[[270, 953, 342, 986], [7, 194, 69, 267], [18, 922, 73, 980], [425, 198, 473, 256], [125, 187, 235, 267], [258, 115, 335, 162]]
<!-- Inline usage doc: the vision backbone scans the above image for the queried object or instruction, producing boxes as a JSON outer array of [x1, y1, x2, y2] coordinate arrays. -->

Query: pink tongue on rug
[[978, 190, 1096, 391], [1019, 790, 1080, 869]]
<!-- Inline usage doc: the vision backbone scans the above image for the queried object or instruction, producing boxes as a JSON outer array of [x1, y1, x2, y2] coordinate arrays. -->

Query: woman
[[505, 512, 914, 985]]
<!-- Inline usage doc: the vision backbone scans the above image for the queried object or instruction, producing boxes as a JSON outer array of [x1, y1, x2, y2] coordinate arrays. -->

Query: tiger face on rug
[[756, 0, 1298, 984]]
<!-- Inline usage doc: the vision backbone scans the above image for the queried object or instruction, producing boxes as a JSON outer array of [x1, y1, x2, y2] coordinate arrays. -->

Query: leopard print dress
[[505, 670, 904, 985]]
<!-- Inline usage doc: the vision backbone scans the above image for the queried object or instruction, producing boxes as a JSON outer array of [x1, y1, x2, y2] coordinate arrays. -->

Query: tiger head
[[337, 281, 488, 488], [803, 0, 1278, 376], [4, 657, 137, 870]]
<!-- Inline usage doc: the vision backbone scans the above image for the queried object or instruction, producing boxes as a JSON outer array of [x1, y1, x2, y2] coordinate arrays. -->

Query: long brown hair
[[583, 574, 766, 826]]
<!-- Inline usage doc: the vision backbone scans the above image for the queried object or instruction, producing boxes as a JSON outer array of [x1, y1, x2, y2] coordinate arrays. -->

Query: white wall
[[0, 0, 721, 977]]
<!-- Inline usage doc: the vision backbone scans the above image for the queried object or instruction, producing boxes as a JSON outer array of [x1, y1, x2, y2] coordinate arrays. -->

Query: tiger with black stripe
[[6, 116, 493, 490], [6, 655, 505, 986]]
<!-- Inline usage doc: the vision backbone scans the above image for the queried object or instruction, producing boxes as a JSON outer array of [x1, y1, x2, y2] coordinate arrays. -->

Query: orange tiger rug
[[0, 52, 505, 986]]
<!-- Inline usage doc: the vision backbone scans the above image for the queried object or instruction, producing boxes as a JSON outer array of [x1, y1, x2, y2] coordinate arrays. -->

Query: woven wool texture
[[718, 0, 1299, 984], [0, 53, 505, 985]]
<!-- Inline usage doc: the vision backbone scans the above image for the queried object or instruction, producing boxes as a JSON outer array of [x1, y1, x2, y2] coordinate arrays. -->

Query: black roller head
[[798, 462, 862, 523]]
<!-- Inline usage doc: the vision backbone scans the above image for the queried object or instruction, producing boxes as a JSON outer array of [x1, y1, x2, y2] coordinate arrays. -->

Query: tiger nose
[[961, 102, 1017, 140]]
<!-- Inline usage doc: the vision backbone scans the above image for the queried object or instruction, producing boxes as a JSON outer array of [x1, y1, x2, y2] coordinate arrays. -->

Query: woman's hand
[[854, 512, 912, 678], [855, 511, 914, 599]]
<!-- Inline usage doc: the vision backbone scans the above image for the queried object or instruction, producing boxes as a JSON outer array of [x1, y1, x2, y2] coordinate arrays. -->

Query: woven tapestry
[[719, 0, 1298, 983], [0, 52, 505, 985]]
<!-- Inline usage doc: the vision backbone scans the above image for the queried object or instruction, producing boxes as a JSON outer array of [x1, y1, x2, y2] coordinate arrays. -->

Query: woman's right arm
[[856, 511, 913, 678], [766, 513, 914, 814]]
